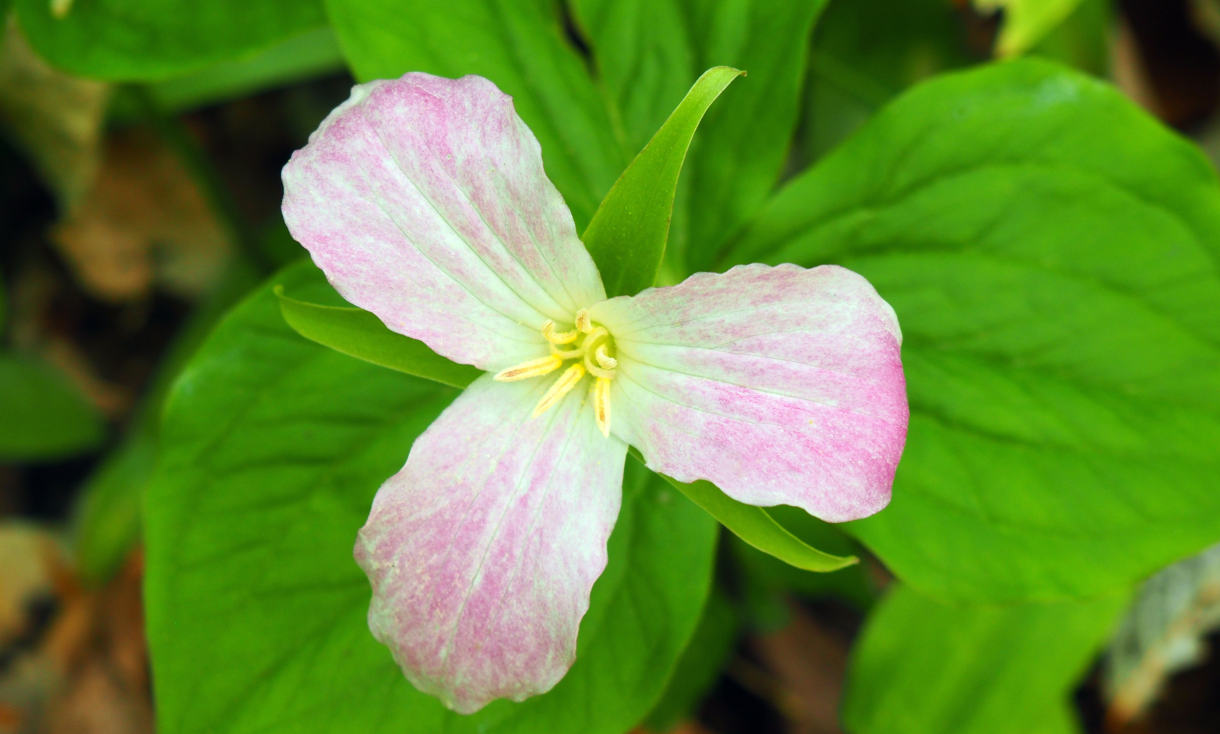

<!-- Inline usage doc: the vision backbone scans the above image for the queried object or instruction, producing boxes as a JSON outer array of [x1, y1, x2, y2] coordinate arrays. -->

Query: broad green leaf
[[975, 0, 1087, 57], [136, 28, 345, 113], [722, 60, 1220, 599], [651, 465, 857, 573], [644, 586, 738, 732], [798, 0, 974, 163], [324, 0, 627, 227], [0, 353, 104, 460], [14, 0, 326, 81], [571, 0, 829, 273], [726, 60, 1220, 602], [843, 584, 1127, 734], [583, 66, 742, 297], [676, 0, 829, 271], [146, 260, 717, 734], [275, 287, 479, 389]]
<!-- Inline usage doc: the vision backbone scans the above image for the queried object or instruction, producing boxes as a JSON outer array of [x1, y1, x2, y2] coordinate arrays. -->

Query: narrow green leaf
[[642, 453, 856, 572], [570, 0, 830, 274], [0, 353, 104, 460], [583, 66, 743, 297], [975, 0, 1087, 57], [275, 287, 479, 390]]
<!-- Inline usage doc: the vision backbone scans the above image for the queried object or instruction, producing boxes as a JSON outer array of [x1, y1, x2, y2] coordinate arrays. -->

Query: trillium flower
[[281, 72, 907, 714]]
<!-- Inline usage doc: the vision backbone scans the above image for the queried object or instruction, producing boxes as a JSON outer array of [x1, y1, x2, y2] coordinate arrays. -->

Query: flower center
[[493, 309, 617, 437]]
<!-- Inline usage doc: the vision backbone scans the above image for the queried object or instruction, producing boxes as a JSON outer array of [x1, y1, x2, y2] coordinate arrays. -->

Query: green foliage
[[726, 59, 1220, 602], [655, 469, 857, 573], [124, 3, 1220, 730], [799, 0, 976, 163], [275, 288, 479, 389], [72, 427, 152, 583], [144, 261, 718, 734], [583, 66, 742, 297], [326, 0, 828, 273], [15, 0, 326, 80], [843, 584, 1127, 734], [137, 28, 345, 112], [644, 587, 739, 731], [728, 505, 879, 620], [0, 353, 104, 460], [1028, 0, 1111, 75]]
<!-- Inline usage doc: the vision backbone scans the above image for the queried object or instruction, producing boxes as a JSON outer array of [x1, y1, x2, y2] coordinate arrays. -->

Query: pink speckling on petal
[[591, 263, 908, 522], [354, 375, 627, 713], [282, 73, 605, 372]]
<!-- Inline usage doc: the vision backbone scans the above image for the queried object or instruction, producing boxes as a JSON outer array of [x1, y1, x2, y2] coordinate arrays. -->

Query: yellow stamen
[[585, 348, 614, 378], [550, 343, 585, 359], [494, 354, 563, 382], [595, 345, 617, 370], [542, 320, 579, 345], [575, 309, 593, 333], [593, 377, 611, 437], [532, 363, 586, 418]]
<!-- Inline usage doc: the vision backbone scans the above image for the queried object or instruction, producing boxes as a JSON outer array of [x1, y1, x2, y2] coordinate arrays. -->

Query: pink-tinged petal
[[282, 73, 606, 371], [355, 375, 627, 713], [590, 263, 908, 522]]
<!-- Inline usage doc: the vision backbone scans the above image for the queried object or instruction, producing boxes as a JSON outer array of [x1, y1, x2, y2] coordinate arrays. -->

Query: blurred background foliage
[[1, 1, 1220, 733]]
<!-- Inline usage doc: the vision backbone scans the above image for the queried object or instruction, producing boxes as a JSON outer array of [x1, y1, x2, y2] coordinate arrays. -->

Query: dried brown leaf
[[50, 129, 231, 302]]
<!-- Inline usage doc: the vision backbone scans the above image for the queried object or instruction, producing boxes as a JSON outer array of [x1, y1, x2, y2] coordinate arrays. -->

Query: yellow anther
[[494, 354, 563, 382], [575, 309, 593, 333], [532, 363, 586, 418], [593, 377, 612, 437], [542, 320, 579, 345]]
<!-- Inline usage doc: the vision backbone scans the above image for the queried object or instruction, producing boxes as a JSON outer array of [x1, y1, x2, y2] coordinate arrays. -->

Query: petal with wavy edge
[[282, 73, 606, 371], [590, 264, 908, 522], [355, 375, 627, 713]]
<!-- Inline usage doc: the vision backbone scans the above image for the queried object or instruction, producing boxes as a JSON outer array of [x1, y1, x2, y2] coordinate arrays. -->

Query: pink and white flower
[[281, 72, 908, 714]]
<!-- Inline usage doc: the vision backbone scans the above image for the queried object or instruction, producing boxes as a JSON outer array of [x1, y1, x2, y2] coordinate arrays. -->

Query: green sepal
[[582, 66, 743, 296], [275, 286, 479, 390], [633, 451, 857, 573]]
